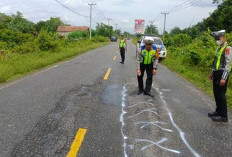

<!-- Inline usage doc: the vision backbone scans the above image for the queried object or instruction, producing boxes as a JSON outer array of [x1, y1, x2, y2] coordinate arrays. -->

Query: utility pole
[[149, 21, 153, 34], [161, 12, 169, 39], [106, 18, 112, 26], [115, 24, 118, 35], [88, 2, 96, 39]]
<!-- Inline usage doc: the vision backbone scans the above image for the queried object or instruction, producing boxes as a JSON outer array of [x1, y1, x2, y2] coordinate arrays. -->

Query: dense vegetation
[[162, 0, 232, 107], [0, 12, 109, 83]]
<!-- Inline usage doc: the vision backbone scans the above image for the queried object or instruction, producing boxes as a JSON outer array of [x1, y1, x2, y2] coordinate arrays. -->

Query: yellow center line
[[66, 128, 87, 157], [104, 68, 111, 80], [113, 56, 117, 61]]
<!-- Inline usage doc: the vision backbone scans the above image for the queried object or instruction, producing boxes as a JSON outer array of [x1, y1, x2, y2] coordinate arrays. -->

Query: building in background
[[57, 26, 89, 37]]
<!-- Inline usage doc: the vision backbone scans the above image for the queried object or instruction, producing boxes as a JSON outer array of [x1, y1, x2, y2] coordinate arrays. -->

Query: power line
[[54, 0, 89, 18], [167, 0, 201, 13]]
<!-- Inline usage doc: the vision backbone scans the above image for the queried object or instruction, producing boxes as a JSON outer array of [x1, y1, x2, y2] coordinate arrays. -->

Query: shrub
[[68, 31, 88, 40], [11, 42, 38, 54], [37, 30, 59, 51], [91, 36, 108, 42]]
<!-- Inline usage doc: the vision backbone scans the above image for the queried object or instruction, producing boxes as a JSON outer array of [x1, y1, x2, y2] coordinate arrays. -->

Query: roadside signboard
[[135, 19, 145, 34]]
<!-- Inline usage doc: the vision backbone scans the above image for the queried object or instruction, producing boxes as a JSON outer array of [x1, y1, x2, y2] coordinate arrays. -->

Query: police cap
[[211, 30, 225, 39], [144, 37, 154, 45]]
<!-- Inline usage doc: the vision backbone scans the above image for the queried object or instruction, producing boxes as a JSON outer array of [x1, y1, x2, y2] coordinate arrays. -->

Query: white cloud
[[0, 5, 10, 13]]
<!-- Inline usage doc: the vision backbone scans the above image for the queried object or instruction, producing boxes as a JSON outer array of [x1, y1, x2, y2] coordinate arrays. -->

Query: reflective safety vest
[[140, 49, 158, 64], [120, 39, 126, 48], [215, 44, 228, 70]]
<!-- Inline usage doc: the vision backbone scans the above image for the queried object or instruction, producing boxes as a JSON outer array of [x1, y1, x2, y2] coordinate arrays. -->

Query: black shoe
[[137, 90, 143, 95], [143, 91, 154, 97], [208, 112, 218, 117], [211, 116, 228, 122]]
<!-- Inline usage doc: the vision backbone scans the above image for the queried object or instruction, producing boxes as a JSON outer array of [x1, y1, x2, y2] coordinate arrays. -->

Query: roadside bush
[[68, 31, 88, 40], [190, 51, 201, 65], [0, 41, 8, 50], [37, 30, 59, 51], [91, 36, 108, 42], [11, 42, 38, 54], [169, 34, 192, 47]]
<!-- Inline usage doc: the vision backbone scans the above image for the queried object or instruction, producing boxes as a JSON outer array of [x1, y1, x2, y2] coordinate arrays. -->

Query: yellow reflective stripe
[[216, 44, 228, 70]]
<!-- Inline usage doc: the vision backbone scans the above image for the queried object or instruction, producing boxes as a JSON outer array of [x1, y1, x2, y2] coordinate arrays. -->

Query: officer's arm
[[137, 50, 142, 70], [222, 46, 232, 80]]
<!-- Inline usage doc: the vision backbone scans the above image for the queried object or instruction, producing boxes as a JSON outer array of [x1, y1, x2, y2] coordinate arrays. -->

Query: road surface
[[0, 40, 232, 157]]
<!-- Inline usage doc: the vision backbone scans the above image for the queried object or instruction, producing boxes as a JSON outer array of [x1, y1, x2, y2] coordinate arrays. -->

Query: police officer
[[208, 30, 232, 122], [137, 37, 159, 97], [119, 34, 127, 64]]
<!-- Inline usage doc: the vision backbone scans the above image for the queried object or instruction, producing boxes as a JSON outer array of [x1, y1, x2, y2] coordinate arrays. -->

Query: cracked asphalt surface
[[0, 40, 232, 157]]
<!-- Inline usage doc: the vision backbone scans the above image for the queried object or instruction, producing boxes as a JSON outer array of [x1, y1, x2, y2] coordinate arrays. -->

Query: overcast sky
[[0, 0, 218, 34]]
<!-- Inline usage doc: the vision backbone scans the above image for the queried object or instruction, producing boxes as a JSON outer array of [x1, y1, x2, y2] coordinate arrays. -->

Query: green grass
[[163, 51, 232, 108], [0, 40, 109, 83]]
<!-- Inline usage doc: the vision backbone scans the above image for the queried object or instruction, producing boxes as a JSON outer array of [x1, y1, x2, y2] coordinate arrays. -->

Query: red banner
[[135, 19, 145, 34]]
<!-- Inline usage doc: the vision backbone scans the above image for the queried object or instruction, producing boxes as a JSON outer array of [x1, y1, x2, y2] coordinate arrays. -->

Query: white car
[[136, 36, 167, 59]]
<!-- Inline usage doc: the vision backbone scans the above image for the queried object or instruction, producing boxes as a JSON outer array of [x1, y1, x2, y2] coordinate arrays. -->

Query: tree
[[95, 23, 113, 37], [35, 17, 64, 33], [8, 11, 35, 33], [145, 24, 158, 35], [170, 27, 182, 35]]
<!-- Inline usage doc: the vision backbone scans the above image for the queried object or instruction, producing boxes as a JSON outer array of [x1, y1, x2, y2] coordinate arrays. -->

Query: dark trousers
[[213, 70, 229, 118], [137, 63, 153, 92], [120, 48, 125, 62]]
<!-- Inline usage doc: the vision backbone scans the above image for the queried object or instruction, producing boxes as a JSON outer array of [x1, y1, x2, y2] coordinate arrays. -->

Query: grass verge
[[0, 40, 109, 84]]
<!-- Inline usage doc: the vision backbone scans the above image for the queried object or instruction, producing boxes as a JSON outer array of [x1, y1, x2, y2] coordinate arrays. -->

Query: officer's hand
[[220, 79, 226, 86], [153, 69, 157, 75], [137, 69, 141, 76], [209, 74, 213, 80]]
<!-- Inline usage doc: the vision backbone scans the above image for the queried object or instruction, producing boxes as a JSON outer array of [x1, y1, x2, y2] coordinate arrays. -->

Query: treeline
[[0, 11, 116, 54]]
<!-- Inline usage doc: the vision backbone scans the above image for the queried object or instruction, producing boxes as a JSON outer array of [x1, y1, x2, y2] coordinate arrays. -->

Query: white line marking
[[128, 101, 155, 108], [128, 108, 159, 119], [135, 121, 173, 132], [136, 138, 181, 154], [120, 85, 128, 157], [154, 86, 201, 157]]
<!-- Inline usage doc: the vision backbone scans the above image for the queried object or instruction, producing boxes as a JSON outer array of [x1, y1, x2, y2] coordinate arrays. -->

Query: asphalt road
[[0, 40, 232, 157]]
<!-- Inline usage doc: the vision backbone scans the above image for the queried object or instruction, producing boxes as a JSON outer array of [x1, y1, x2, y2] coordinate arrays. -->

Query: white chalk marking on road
[[136, 138, 181, 154], [154, 86, 201, 157], [135, 121, 173, 132], [120, 85, 128, 157], [161, 88, 171, 92], [0, 65, 59, 90], [128, 108, 159, 119], [128, 101, 155, 108]]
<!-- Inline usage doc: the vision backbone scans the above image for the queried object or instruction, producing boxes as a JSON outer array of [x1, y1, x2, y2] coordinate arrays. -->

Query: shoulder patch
[[226, 48, 230, 55]]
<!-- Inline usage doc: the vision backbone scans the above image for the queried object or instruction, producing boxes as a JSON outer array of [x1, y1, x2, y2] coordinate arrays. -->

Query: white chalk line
[[128, 101, 155, 108], [154, 86, 201, 157], [136, 138, 181, 154], [128, 108, 159, 119], [120, 85, 128, 157], [135, 121, 173, 132]]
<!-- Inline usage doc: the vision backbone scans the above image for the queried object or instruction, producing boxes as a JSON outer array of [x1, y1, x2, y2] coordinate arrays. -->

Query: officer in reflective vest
[[137, 37, 159, 97], [119, 34, 127, 64], [208, 30, 232, 122]]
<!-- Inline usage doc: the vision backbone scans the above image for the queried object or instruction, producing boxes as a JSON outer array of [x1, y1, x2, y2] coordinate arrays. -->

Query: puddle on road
[[101, 85, 122, 106]]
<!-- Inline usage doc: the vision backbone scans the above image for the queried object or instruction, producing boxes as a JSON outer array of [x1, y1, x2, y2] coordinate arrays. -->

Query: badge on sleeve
[[226, 48, 230, 55]]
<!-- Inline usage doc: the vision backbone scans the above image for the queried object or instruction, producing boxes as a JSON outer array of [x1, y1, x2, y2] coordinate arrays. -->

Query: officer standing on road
[[208, 30, 232, 122], [137, 37, 159, 97], [119, 33, 127, 64]]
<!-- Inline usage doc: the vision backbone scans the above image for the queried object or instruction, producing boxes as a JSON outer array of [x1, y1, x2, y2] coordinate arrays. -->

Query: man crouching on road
[[137, 37, 159, 97], [208, 30, 232, 122]]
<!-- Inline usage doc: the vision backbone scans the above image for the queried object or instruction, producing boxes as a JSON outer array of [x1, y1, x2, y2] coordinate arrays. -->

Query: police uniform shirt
[[212, 42, 232, 80]]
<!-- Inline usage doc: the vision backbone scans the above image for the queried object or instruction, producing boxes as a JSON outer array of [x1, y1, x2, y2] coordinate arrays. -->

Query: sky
[[0, 0, 219, 34]]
